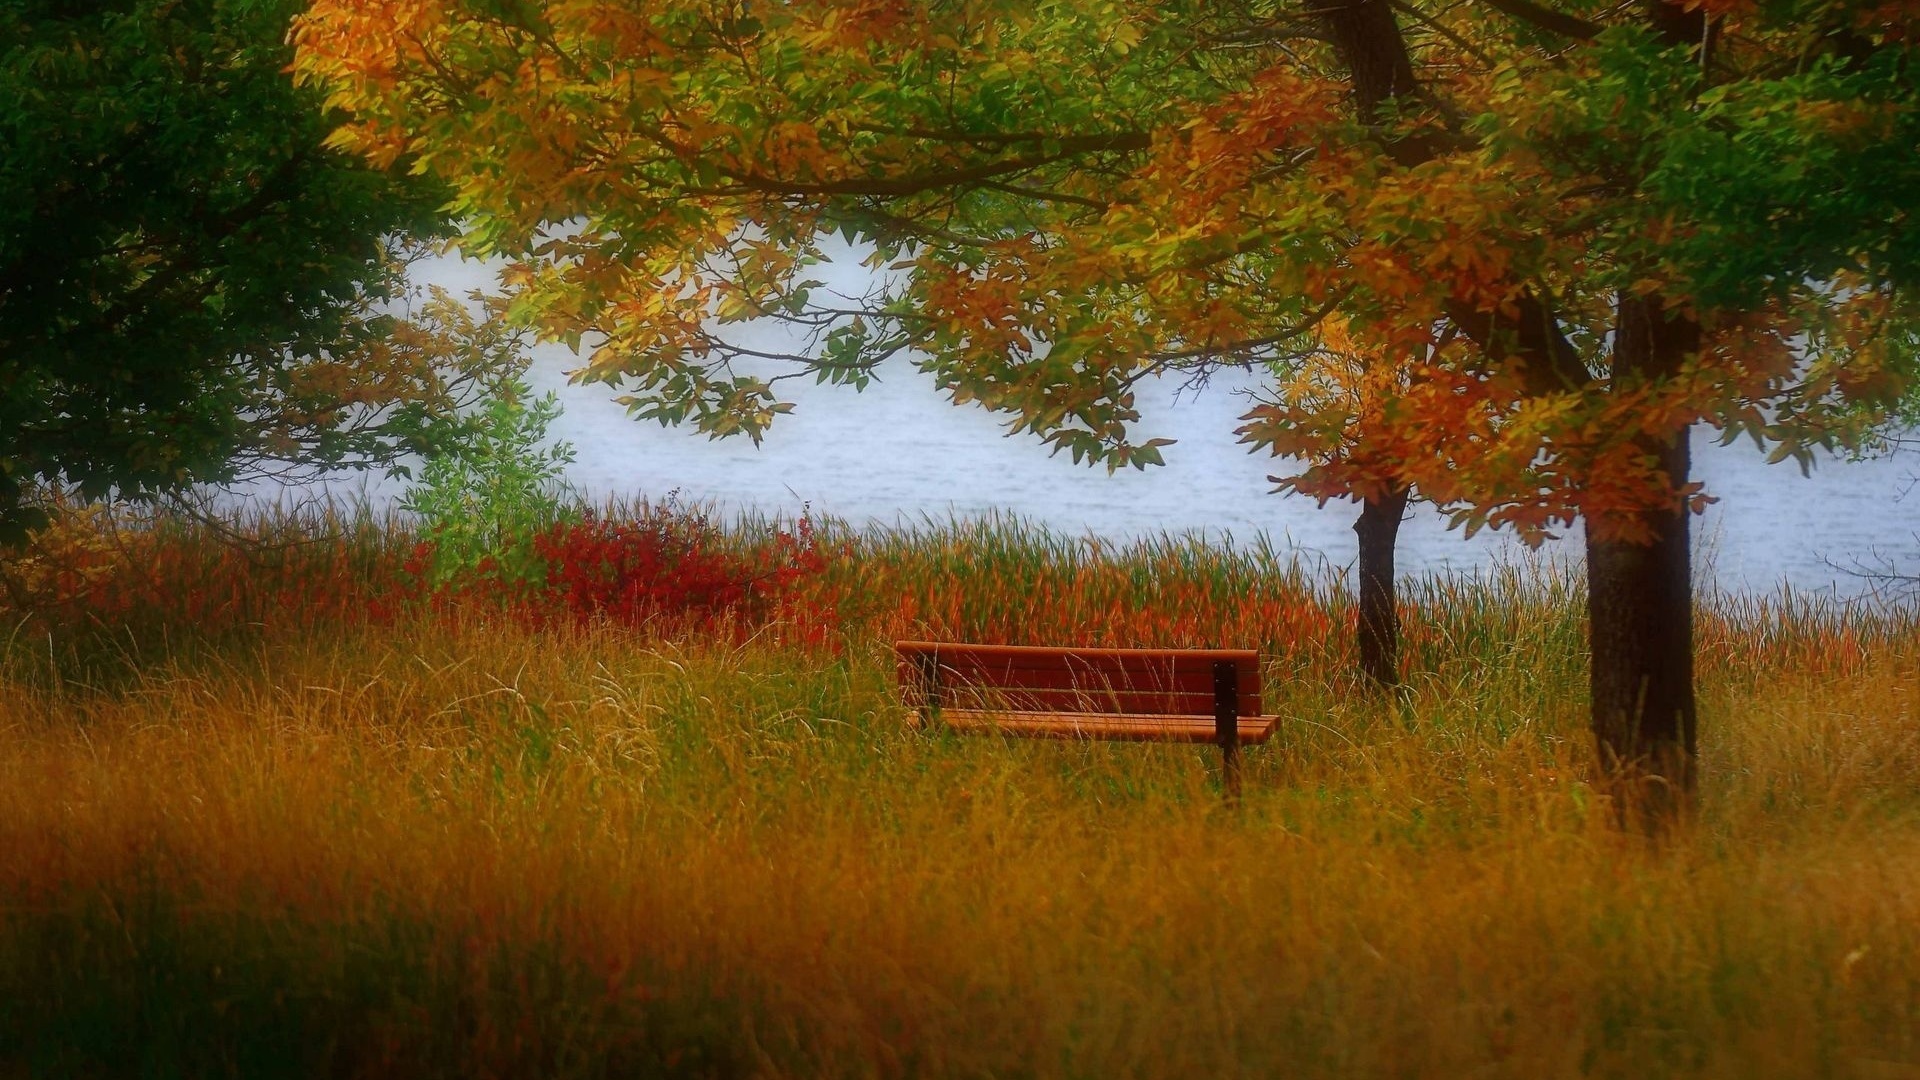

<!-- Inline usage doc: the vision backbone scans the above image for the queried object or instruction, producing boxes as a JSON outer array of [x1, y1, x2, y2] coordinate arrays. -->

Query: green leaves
[[398, 373, 579, 590], [0, 0, 453, 536]]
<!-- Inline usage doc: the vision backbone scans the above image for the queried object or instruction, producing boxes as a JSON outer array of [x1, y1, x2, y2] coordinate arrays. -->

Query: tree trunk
[[1318, 0, 1711, 830], [1354, 485, 1410, 690], [1587, 293, 1700, 831]]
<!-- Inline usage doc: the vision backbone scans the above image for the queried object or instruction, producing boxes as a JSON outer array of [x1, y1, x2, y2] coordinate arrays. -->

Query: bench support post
[[1213, 659, 1242, 803]]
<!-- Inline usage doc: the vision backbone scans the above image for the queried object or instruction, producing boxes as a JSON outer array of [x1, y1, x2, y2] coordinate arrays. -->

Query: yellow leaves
[[1105, 18, 1144, 56]]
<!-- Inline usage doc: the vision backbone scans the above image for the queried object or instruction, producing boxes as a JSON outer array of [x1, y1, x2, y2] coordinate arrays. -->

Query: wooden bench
[[895, 640, 1279, 797]]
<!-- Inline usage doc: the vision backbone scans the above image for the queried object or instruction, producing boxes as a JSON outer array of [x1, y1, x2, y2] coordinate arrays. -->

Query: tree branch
[[699, 133, 1153, 200], [1479, 0, 1602, 42]]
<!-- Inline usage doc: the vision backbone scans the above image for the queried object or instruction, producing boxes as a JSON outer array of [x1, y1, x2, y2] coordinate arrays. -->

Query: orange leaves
[[292, 0, 443, 86], [764, 0, 921, 53], [1108, 66, 1344, 276], [1332, 151, 1563, 320], [546, 0, 668, 59], [1238, 305, 1767, 546], [1672, 0, 1758, 19], [1157, 66, 1339, 193], [757, 120, 832, 181], [293, 0, 451, 167], [915, 250, 1043, 359]]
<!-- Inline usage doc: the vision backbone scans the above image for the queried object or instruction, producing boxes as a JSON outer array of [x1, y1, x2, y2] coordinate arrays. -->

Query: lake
[[267, 254, 1920, 601]]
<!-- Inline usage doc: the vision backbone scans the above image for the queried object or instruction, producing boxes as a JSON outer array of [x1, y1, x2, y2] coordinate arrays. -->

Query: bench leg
[[1214, 660, 1242, 804]]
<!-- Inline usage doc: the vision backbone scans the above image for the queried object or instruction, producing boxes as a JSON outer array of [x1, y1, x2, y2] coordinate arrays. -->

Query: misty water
[[258, 253, 1920, 601]]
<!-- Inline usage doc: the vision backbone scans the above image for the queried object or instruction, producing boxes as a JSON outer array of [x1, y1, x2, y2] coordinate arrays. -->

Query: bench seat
[[936, 708, 1280, 744]]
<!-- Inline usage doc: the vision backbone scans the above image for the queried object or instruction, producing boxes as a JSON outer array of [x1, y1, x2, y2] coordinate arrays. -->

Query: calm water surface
[[278, 255, 1920, 600]]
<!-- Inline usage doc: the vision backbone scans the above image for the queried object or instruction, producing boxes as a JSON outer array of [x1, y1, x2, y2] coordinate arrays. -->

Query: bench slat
[[937, 709, 1281, 745], [897, 641, 1254, 673], [897, 658, 1237, 693], [896, 640, 1260, 665], [895, 642, 1260, 704], [927, 687, 1263, 717], [914, 654, 1228, 681]]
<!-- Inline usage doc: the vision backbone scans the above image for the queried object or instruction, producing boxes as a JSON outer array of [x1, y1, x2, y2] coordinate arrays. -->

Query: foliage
[[0, 491, 838, 658], [291, 0, 1920, 540], [223, 266, 547, 489], [0, 492, 406, 655], [527, 506, 831, 640], [291, 0, 1920, 815], [0, 0, 455, 539], [397, 367, 579, 591], [396, 500, 835, 643]]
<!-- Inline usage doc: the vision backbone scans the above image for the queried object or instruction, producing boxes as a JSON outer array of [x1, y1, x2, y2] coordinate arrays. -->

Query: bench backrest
[[895, 640, 1263, 718]]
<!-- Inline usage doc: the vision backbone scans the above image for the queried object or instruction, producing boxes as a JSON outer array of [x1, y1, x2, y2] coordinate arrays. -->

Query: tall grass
[[0, 499, 1915, 1078]]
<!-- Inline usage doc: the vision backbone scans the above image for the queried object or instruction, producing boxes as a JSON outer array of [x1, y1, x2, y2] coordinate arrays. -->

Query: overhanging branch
[[1479, 0, 1602, 42]]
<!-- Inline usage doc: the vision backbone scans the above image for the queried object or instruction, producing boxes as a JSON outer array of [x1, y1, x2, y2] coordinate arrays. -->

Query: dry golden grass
[[0, 508, 1916, 1078]]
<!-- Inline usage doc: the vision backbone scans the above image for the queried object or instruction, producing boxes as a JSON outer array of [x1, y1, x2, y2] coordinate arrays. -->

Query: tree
[[0, 0, 467, 539], [1241, 319, 1439, 691], [295, 0, 1920, 826]]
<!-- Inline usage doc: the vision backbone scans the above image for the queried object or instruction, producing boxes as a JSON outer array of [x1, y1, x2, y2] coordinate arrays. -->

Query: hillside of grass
[[0, 499, 1915, 1079]]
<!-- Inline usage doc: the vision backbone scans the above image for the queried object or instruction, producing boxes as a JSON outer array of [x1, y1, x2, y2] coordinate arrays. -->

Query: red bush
[[526, 509, 831, 641], [5, 499, 839, 648], [389, 506, 837, 645]]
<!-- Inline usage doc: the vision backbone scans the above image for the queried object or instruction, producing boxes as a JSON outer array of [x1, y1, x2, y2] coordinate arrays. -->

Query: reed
[[0, 500, 1915, 1078]]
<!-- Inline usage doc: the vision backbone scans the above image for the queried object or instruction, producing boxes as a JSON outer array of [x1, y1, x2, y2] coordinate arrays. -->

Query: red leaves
[[10, 500, 838, 650], [522, 509, 832, 641], [390, 506, 836, 645]]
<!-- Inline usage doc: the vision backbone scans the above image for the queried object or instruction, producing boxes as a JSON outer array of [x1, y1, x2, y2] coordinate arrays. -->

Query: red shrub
[[384, 506, 837, 645], [525, 509, 832, 641], [7, 497, 839, 647]]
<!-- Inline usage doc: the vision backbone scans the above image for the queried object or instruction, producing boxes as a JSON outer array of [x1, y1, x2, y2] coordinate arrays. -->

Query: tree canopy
[[295, 0, 1918, 518], [0, 0, 468, 537]]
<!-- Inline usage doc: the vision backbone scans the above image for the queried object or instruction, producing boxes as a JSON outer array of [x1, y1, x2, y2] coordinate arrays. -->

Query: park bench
[[894, 640, 1279, 797]]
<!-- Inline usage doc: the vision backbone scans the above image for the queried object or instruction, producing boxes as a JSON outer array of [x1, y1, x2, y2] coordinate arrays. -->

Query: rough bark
[[1587, 293, 1700, 830], [1354, 485, 1411, 690], [1317, 0, 1419, 121]]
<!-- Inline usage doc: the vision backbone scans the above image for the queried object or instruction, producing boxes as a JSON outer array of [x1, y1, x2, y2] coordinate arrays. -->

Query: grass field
[[0, 500, 1915, 1078]]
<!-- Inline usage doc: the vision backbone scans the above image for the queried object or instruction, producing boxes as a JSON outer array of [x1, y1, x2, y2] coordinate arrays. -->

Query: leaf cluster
[[397, 370, 579, 591], [0, 0, 454, 539]]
